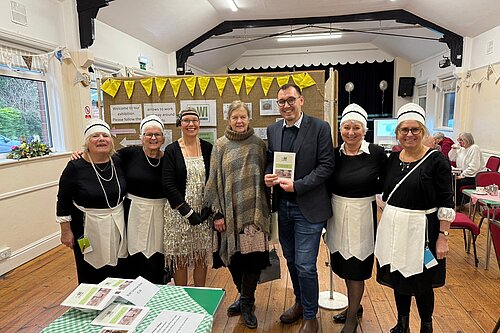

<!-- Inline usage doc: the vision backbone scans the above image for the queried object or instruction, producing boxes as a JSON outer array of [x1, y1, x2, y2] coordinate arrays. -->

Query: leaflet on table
[[273, 152, 296, 180], [118, 276, 159, 306], [61, 283, 116, 311], [142, 310, 204, 333], [91, 303, 149, 329], [99, 278, 135, 295], [98, 328, 134, 333]]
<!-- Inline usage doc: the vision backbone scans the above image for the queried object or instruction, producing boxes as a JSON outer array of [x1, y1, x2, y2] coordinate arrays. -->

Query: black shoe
[[241, 299, 257, 329], [332, 305, 364, 323], [390, 315, 410, 333], [227, 297, 241, 316]]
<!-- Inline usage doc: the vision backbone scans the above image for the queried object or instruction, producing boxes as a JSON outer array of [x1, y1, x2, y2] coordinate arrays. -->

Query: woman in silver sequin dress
[[162, 108, 213, 286]]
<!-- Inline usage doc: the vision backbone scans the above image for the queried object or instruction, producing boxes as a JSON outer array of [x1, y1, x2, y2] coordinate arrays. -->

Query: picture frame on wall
[[180, 100, 217, 126], [259, 99, 280, 116], [198, 128, 218, 145]]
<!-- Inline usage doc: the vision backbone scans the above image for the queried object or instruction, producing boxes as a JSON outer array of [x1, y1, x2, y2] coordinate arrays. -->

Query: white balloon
[[345, 82, 354, 93], [379, 80, 388, 91]]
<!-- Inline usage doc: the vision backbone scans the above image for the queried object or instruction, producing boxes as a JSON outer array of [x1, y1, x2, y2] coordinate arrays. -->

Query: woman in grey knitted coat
[[205, 100, 270, 329]]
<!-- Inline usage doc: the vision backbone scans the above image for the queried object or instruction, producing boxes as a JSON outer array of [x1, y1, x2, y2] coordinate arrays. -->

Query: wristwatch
[[439, 230, 449, 236]]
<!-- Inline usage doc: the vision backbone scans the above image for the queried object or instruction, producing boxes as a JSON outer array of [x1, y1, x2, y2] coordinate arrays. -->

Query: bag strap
[[386, 150, 437, 203]]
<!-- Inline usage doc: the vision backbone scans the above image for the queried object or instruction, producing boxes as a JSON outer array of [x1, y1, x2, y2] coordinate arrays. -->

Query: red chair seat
[[451, 212, 480, 267], [451, 213, 480, 235], [480, 207, 500, 220]]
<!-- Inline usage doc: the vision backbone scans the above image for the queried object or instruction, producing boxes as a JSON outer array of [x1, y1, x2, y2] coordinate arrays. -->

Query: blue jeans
[[278, 198, 324, 320]]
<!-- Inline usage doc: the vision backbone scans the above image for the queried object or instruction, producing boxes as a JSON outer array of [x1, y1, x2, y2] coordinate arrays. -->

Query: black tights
[[394, 289, 434, 322]]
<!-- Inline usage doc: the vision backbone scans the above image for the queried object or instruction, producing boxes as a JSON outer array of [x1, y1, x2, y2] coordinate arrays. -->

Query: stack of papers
[[61, 276, 160, 331]]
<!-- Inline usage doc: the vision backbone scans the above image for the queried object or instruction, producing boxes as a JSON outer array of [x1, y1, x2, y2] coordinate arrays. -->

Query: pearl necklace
[[400, 161, 412, 171], [143, 148, 161, 167], [88, 154, 121, 208]]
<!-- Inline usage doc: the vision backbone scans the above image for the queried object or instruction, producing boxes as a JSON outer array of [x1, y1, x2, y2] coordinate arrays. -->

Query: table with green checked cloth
[[42, 285, 225, 333]]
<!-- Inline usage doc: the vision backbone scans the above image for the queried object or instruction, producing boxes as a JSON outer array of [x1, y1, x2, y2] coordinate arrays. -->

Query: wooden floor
[[0, 218, 499, 333]]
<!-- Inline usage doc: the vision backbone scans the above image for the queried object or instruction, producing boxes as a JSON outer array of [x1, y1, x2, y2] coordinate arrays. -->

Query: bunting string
[[101, 73, 317, 99], [457, 63, 500, 89]]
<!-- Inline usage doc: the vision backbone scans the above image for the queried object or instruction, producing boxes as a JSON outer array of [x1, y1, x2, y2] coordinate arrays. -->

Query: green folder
[[184, 287, 225, 316]]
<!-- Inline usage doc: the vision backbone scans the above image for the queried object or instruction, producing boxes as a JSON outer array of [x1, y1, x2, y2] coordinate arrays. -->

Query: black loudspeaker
[[398, 77, 416, 97]]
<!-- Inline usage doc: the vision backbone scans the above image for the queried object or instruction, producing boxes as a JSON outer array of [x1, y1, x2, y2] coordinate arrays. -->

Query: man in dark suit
[[265, 83, 335, 333]]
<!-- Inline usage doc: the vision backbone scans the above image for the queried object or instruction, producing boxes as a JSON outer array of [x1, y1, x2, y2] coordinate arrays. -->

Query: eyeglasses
[[277, 96, 299, 107], [181, 119, 200, 125], [143, 133, 163, 138], [398, 127, 422, 135]]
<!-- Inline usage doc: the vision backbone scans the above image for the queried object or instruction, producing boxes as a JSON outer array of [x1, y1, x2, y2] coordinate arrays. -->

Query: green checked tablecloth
[[42, 285, 224, 333]]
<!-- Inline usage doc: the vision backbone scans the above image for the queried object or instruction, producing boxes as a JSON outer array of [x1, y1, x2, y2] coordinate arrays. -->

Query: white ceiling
[[96, 0, 500, 73]]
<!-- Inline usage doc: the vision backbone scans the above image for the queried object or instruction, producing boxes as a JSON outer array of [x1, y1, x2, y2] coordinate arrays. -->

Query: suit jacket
[[266, 113, 335, 223]]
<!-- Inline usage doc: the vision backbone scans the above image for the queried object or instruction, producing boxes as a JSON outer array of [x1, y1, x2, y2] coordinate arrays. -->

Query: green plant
[[7, 138, 50, 160]]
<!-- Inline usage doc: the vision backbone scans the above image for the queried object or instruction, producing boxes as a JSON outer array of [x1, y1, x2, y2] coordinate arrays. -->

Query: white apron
[[126, 193, 166, 258], [74, 202, 127, 269], [326, 194, 375, 261], [374, 204, 437, 278]]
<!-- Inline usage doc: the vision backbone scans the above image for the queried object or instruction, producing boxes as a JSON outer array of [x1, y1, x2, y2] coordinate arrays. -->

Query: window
[[417, 84, 427, 110], [437, 77, 456, 128], [0, 69, 52, 154]]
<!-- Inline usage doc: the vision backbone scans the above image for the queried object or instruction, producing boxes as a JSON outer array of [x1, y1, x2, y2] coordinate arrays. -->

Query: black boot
[[228, 263, 243, 316], [420, 321, 432, 333], [227, 295, 241, 316], [390, 315, 410, 333], [241, 271, 259, 329]]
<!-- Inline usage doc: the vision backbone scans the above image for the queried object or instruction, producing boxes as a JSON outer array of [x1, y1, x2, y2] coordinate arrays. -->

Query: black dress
[[117, 146, 166, 284], [377, 149, 454, 295], [56, 157, 126, 284], [328, 143, 387, 280]]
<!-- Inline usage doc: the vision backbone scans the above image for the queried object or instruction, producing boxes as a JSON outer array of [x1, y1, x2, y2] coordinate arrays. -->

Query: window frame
[[0, 66, 58, 159], [416, 83, 427, 110], [435, 76, 456, 131]]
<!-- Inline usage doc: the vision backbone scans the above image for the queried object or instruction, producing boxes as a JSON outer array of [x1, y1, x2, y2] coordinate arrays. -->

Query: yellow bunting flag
[[214, 77, 228, 96], [155, 77, 168, 96], [198, 77, 210, 96], [245, 76, 258, 95], [183, 76, 197, 96], [140, 78, 153, 96], [169, 78, 182, 98], [101, 78, 122, 98], [300, 72, 316, 89], [229, 75, 244, 95], [260, 76, 274, 96], [277, 75, 290, 88], [124, 80, 135, 99], [292, 73, 306, 87]]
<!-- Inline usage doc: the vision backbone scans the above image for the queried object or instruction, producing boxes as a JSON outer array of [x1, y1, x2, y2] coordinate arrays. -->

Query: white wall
[[411, 50, 455, 135], [90, 21, 176, 75], [0, 0, 175, 276], [411, 26, 500, 157], [468, 26, 500, 70], [0, 0, 66, 47], [393, 57, 412, 114]]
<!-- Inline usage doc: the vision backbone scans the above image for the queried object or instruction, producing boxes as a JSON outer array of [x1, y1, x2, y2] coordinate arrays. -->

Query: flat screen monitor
[[373, 118, 398, 148]]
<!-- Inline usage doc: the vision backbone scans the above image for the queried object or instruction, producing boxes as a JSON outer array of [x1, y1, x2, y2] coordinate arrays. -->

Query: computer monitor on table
[[373, 118, 398, 151]]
